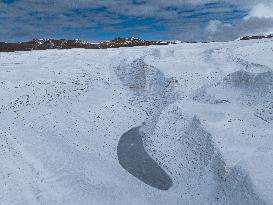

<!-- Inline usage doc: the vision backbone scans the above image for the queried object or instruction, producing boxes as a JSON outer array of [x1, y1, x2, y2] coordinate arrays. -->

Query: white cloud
[[202, 1, 273, 41], [245, 3, 273, 19], [205, 20, 232, 35], [204, 17, 273, 41]]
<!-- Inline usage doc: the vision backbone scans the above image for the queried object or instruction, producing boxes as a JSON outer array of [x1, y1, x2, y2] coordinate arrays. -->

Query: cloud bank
[[205, 1, 273, 41]]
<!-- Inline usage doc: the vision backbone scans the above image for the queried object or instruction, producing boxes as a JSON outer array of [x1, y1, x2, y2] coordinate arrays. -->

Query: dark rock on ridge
[[0, 37, 169, 52], [240, 34, 273, 40]]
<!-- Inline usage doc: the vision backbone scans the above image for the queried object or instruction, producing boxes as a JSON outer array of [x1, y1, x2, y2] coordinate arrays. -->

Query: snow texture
[[0, 39, 273, 205]]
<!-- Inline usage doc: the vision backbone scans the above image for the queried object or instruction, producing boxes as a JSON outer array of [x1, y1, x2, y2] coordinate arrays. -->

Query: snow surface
[[0, 39, 273, 205]]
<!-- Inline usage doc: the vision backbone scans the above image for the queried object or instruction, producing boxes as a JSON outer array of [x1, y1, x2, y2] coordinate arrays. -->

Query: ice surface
[[0, 39, 273, 204]]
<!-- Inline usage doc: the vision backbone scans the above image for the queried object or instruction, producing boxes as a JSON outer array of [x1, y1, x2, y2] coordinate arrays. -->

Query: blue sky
[[1, 0, 273, 42]]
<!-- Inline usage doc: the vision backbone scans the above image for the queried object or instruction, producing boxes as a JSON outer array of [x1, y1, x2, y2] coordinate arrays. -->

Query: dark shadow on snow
[[117, 126, 173, 190]]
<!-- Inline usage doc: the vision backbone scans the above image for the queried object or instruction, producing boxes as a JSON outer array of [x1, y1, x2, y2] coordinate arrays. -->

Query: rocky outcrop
[[240, 34, 273, 40], [0, 37, 169, 52]]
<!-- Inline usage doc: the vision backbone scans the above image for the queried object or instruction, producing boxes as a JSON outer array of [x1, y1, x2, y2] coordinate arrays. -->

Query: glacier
[[0, 39, 273, 205]]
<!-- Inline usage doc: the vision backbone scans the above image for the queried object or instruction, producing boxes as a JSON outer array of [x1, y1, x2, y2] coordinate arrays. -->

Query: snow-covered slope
[[0, 39, 273, 205]]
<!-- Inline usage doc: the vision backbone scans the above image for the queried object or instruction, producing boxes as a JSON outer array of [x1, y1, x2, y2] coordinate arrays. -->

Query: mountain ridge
[[240, 34, 273, 40], [0, 37, 169, 52]]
